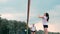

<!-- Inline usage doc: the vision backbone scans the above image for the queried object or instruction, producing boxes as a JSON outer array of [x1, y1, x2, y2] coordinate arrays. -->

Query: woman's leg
[[31, 32, 35, 34], [44, 28, 48, 34], [34, 32, 35, 34], [31, 32, 33, 34], [31, 32, 34, 34]]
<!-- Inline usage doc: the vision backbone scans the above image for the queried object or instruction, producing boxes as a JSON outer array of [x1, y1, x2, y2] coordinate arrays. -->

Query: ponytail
[[45, 13, 49, 22]]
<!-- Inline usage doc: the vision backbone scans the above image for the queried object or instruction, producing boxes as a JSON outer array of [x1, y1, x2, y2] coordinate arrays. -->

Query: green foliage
[[0, 17, 60, 34], [0, 17, 27, 34]]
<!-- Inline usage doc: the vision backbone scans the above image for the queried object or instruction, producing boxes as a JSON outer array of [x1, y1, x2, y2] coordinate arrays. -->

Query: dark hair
[[45, 13, 49, 22]]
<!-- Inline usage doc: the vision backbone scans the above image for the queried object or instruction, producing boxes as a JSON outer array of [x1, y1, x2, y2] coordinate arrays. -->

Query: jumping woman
[[31, 24, 36, 34], [38, 13, 49, 34]]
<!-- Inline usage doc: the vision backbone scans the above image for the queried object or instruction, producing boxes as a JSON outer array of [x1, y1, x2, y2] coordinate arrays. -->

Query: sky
[[0, 0, 60, 32]]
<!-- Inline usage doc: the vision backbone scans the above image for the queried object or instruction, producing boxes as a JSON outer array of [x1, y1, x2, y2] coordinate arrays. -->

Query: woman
[[31, 24, 36, 34], [38, 13, 49, 34]]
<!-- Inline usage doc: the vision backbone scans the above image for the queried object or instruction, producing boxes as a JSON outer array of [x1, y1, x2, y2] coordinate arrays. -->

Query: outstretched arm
[[38, 15, 44, 18]]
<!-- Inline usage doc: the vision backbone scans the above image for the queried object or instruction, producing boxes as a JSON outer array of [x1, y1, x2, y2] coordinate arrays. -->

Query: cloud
[[1, 13, 27, 21], [35, 21, 43, 30], [30, 21, 60, 32], [47, 5, 60, 16], [0, 0, 8, 3], [0, 0, 16, 3], [46, 5, 60, 24], [29, 5, 60, 32], [1, 13, 13, 18], [28, 5, 60, 26], [0, 7, 16, 13], [0, 7, 27, 21], [38, 17, 60, 32]]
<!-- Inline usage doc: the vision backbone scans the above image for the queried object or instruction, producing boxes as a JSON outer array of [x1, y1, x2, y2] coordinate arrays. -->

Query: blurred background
[[0, 0, 60, 34]]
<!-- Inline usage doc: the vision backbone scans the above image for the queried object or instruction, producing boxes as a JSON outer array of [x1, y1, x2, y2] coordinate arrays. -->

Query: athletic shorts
[[31, 31, 36, 32], [43, 25, 48, 28]]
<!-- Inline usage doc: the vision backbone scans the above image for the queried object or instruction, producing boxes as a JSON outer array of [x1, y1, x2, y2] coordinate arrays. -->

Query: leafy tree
[[0, 17, 60, 34]]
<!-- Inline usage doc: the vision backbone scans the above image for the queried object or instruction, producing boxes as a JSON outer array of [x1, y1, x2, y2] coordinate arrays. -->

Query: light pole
[[27, 0, 30, 34]]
